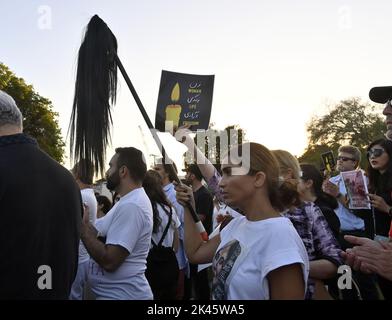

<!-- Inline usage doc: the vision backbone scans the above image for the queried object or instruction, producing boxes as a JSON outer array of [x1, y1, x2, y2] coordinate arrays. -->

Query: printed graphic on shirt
[[89, 260, 105, 276], [212, 239, 241, 300]]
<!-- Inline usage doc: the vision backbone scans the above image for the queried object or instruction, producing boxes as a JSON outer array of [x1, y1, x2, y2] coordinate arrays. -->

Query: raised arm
[[174, 126, 216, 181], [175, 182, 220, 264], [175, 126, 225, 202]]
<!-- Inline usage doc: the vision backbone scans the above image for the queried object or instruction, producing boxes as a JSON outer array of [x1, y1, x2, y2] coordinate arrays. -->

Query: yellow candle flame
[[171, 82, 180, 102]]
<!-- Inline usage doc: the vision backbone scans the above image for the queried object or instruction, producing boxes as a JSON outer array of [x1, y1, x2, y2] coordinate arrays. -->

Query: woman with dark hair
[[366, 138, 392, 299], [143, 170, 180, 300], [367, 138, 392, 239], [96, 195, 112, 219], [298, 164, 341, 240], [176, 142, 309, 300]]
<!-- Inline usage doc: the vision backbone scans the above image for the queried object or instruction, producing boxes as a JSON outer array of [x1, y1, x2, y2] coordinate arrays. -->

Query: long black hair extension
[[68, 15, 117, 177]]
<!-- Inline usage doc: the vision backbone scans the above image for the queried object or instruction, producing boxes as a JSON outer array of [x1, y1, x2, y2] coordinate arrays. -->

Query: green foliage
[[0, 63, 65, 163], [300, 98, 385, 169]]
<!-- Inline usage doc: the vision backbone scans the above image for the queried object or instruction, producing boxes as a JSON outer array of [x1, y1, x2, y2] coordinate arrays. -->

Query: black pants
[[184, 264, 210, 300]]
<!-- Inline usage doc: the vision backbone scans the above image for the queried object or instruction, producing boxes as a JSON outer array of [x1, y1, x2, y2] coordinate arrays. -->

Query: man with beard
[[182, 163, 214, 300], [81, 147, 153, 299], [0, 90, 81, 299]]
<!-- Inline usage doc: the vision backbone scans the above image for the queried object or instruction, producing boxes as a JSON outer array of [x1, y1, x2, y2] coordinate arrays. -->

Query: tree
[[299, 98, 385, 168], [0, 63, 65, 163]]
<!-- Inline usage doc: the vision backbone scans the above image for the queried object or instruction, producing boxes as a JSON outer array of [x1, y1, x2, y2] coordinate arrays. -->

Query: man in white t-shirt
[[69, 160, 97, 300], [81, 147, 153, 300]]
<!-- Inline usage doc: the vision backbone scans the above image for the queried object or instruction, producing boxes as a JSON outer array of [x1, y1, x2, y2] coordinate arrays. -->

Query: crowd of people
[[2, 87, 392, 300]]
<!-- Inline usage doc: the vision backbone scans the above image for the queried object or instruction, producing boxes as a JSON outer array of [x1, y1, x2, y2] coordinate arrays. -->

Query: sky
[[1, 0, 390, 174]]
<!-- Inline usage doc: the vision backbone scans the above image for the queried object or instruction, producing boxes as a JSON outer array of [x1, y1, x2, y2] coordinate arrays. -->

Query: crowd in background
[[2, 88, 392, 300]]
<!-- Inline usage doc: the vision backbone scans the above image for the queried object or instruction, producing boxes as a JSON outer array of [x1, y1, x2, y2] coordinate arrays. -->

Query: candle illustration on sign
[[165, 82, 182, 129]]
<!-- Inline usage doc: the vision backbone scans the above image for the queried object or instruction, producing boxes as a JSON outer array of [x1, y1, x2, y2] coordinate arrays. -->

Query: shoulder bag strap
[[157, 205, 173, 247]]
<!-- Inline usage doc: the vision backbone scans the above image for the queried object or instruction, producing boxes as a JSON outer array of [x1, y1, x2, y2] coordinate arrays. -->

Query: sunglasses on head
[[337, 156, 355, 162], [367, 148, 385, 158]]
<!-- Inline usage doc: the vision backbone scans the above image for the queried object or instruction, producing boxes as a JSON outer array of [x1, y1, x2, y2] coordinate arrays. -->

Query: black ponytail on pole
[[69, 15, 118, 177]]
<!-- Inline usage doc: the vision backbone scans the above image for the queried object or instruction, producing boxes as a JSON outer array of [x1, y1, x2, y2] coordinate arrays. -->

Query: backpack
[[145, 207, 179, 299]]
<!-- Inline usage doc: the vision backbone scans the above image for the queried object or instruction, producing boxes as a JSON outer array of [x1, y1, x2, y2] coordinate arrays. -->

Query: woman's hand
[[322, 180, 339, 198], [368, 193, 390, 213], [80, 203, 91, 237], [174, 182, 196, 209], [174, 125, 194, 148]]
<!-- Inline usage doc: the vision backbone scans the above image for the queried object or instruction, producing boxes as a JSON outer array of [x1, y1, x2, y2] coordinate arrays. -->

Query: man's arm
[[81, 207, 128, 272], [174, 126, 216, 182], [341, 235, 392, 280]]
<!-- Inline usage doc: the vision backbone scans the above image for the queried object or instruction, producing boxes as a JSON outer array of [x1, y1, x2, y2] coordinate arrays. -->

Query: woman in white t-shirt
[[143, 170, 180, 299], [175, 142, 309, 300]]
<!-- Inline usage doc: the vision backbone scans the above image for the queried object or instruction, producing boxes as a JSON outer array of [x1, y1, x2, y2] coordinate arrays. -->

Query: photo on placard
[[340, 170, 371, 209]]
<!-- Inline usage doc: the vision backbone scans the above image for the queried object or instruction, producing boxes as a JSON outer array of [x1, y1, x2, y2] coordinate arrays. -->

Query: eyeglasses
[[367, 148, 385, 158], [337, 156, 355, 162]]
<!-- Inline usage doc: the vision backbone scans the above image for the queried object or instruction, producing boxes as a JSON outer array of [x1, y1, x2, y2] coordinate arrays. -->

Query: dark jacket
[[0, 134, 81, 299]]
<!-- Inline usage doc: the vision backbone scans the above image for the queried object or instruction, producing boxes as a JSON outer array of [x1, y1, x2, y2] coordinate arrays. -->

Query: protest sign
[[155, 70, 214, 132], [321, 151, 336, 172]]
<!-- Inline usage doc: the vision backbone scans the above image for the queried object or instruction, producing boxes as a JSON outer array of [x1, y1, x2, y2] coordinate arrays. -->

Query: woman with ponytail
[[175, 142, 309, 300], [272, 150, 342, 300], [143, 170, 180, 299]]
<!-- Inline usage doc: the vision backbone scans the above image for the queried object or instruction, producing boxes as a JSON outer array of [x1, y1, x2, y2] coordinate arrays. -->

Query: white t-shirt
[[163, 183, 188, 270], [88, 187, 153, 300], [79, 188, 97, 263], [212, 216, 309, 300], [212, 204, 243, 231], [151, 204, 181, 248]]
